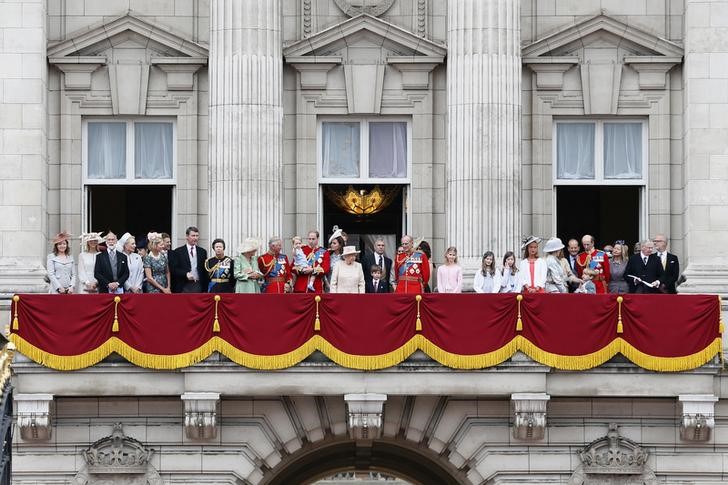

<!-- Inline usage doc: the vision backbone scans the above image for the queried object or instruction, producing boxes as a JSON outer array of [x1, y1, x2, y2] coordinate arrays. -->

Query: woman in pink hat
[[47, 231, 76, 294]]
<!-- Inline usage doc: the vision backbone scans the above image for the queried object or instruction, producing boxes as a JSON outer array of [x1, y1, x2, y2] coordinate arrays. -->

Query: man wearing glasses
[[652, 234, 680, 294]]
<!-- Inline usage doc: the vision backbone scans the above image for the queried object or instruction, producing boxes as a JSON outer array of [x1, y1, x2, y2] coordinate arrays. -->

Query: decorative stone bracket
[[511, 393, 550, 440], [15, 393, 54, 441], [523, 56, 579, 91], [49, 56, 106, 90], [344, 393, 387, 440], [181, 392, 220, 440], [679, 394, 718, 442]]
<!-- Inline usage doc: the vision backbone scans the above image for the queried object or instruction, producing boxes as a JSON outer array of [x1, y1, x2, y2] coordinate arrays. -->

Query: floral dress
[[143, 252, 168, 293]]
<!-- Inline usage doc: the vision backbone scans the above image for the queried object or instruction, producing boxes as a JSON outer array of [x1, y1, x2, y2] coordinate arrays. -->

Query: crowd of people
[[46, 226, 680, 296]]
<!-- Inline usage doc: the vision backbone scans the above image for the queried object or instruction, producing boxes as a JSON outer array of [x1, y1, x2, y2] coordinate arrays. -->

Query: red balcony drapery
[[8, 293, 723, 372]]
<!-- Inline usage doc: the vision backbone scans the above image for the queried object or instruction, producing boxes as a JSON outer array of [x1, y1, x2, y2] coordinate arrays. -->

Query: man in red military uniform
[[292, 230, 330, 293], [575, 234, 610, 294], [394, 235, 430, 294], [258, 237, 292, 294]]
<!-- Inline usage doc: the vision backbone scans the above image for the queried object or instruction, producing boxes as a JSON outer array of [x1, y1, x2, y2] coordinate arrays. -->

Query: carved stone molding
[[511, 393, 550, 440], [344, 393, 387, 440], [334, 0, 395, 17], [15, 393, 53, 441], [624, 56, 682, 90], [181, 392, 220, 440], [388, 57, 441, 90], [679, 394, 718, 442], [523, 57, 579, 91], [287, 56, 341, 90], [151, 57, 207, 91], [581, 423, 648, 474], [84, 423, 153, 474], [49, 57, 106, 90]]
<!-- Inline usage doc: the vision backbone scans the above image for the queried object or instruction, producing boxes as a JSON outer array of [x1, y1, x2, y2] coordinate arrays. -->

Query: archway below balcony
[[259, 438, 468, 485]]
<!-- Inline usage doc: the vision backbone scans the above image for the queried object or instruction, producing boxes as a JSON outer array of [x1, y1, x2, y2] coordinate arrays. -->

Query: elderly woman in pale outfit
[[473, 251, 501, 293], [234, 238, 263, 293], [47, 231, 76, 294], [330, 246, 365, 293], [119, 232, 144, 293], [77, 232, 102, 293], [543, 237, 568, 293], [517, 236, 547, 293]]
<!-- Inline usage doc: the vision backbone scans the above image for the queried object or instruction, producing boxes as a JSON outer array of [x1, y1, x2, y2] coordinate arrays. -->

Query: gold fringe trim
[[419, 335, 519, 369], [517, 335, 621, 370], [618, 338, 723, 372], [8, 334, 723, 373]]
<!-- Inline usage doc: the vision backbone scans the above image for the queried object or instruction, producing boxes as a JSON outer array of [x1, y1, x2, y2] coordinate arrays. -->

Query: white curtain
[[322, 122, 360, 178], [369, 122, 407, 178], [135, 122, 173, 179], [556, 123, 595, 179], [604, 122, 642, 179], [87, 122, 126, 179]]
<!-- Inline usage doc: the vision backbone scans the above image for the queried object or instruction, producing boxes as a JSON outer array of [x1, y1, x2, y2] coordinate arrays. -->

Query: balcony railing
[[8, 293, 723, 372]]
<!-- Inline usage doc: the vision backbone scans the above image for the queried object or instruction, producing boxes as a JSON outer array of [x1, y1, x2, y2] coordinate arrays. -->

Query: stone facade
[[3, 0, 728, 483]]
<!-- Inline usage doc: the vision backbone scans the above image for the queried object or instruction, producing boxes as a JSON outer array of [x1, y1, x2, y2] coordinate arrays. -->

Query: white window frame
[[552, 118, 648, 186], [317, 117, 412, 184], [82, 117, 177, 186]]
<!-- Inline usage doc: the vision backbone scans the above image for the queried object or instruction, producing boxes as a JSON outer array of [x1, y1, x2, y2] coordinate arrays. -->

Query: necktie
[[374, 280, 379, 292], [660, 252, 666, 269], [109, 250, 118, 280], [190, 247, 195, 259], [643, 256, 647, 265]]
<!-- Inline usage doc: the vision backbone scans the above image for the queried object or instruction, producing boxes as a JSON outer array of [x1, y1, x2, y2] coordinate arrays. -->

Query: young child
[[292, 236, 315, 292], [575, 269, 597, 294], [366, 264, 389, 293]]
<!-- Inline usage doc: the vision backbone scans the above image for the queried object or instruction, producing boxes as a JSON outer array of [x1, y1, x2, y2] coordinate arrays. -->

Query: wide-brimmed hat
[[543, 237, 565, 254], [329, 226, 343, 244], [342, 245, 360, 256], [81, 232, 103, 248], [238, 238, 259, 254], [520, 235, 542, 249], [52, 231, 72, 245]]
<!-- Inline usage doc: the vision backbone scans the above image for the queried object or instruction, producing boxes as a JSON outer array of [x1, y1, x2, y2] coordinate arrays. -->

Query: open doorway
[[322, 184, 405, 260], [556, 186, 640, 250], [87, 185, 173, 239]]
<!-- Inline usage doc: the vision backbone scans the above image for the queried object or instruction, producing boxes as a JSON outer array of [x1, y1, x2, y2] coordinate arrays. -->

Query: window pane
[[135, 123, 173, 179], [87, 122, 126, 179], [322, 122, 360, 178], [369, 122, 407, 178], [604, 123, 642, 179], [556, 123, 595, 179]]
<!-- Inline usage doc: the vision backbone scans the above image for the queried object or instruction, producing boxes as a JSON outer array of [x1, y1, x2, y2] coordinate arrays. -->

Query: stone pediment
[[47, 13, 208, 59], [522, 13, 683, 59], [283, 13, 446, 59]]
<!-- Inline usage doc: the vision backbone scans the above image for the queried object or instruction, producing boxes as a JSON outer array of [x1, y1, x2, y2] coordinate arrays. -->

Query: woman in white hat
[[543, 237, 568, 293], [234, 238, 263, 294], [77, 232, 103, 293], [119, 232, 144, 293], [517, 236, 547, 293], [48, 231, 76, 294], [330, 246, 365, 293]]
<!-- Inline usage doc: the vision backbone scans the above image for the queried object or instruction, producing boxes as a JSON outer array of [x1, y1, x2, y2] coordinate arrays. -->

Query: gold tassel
[[314, 296, 321, 331], [11, 295, 19, 331], [112, 296, 121, 333], [213, 295, 221, 333], [617, 296, 624, 334], [415, 295, 422, 331], [515, 294, 523, 332]]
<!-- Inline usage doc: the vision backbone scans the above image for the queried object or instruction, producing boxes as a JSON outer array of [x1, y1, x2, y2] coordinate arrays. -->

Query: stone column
[[446, 0, 521, 278], [681, 0, 728, 296], [0, 0, 49, 295], [208, 0, 283, 249]]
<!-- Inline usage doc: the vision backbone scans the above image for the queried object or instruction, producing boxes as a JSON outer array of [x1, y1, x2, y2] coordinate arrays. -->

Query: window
[[319, 118, 410, 182], [554, 120, 646, 184], [84, 119, 175, 184]]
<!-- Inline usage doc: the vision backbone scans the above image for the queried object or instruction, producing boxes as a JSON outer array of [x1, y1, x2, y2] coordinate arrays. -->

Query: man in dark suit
[[653, 234, 680, 294], [566, 238, 580, 292], [365, 264, 391, 293], [94, 231, 129, 294], [362, 237, 394, 291], [168, 226, 208, 293], [624, 240, 664, 294]]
